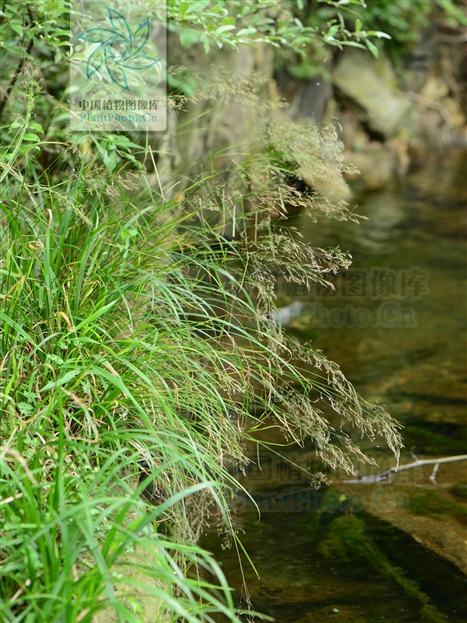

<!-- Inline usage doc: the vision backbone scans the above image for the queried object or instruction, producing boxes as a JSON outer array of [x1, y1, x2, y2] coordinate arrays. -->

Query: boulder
[[332, 50, 412, 138]]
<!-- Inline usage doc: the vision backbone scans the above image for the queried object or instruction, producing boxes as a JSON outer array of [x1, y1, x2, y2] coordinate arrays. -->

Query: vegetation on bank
[[1, 1, 465, 621]]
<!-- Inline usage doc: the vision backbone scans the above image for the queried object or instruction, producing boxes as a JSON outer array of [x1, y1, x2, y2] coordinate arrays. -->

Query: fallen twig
[[343, 454, 467, 484]]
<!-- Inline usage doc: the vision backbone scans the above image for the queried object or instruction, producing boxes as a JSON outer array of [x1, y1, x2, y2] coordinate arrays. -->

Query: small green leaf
[[103, 149, 117, 173], [73, 300, 118, 332], [340, 40, 367, 50], [46, 354, 64, 365], [237, 27, 257, 37], [326, 25, 340, 39], [40, 369, 81, 393], [20, 144, 40, 153], [368, 30, 391, 40], [366, 39, 379, 58], [29, 123, 44, 133], [179, 1, 190, 18], [23, 133, 40, 142], [10, 21, 24, 37], [179, 28, 200, 48], [215, 25, 236, 35], [18, 402, 33, 416]]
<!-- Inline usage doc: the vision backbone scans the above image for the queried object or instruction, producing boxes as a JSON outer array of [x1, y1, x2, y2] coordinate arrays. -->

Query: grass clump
[[1, 56, 403, 623], [0, 145, 245, 620]]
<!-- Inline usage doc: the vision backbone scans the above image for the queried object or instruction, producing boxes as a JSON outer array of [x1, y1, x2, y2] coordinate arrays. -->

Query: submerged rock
[[334, 461, 467, 576], [270, 300, 306, 326]]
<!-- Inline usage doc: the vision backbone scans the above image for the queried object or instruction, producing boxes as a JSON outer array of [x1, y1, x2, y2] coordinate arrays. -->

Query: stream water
[[202, 149, 467, 623]]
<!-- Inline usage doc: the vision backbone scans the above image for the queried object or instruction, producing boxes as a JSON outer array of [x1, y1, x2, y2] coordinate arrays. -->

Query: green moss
[[410, 490, 467, 524], [317, 514, 446, 623], [402, 424, 467, 455], [450, 481, 467, 500]]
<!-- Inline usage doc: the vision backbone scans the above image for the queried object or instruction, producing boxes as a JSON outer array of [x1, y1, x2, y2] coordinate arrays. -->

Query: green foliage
[[0, 0, 70, 60], [1, 442, 241, 623], [167, 0, 390, 56], [0, 0, 70, 112], [164, 0, 397, 93], [319, 0, 467, 47], [0, 121, 246, 619], [348, 0, 467, 61], [0, 1, 391, 114], [278, 0, 467, 82]]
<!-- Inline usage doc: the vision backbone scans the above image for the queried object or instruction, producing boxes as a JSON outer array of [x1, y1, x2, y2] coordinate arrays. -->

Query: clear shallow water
[[286, 149, 467, 457], [202, 150, 467, 623]]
